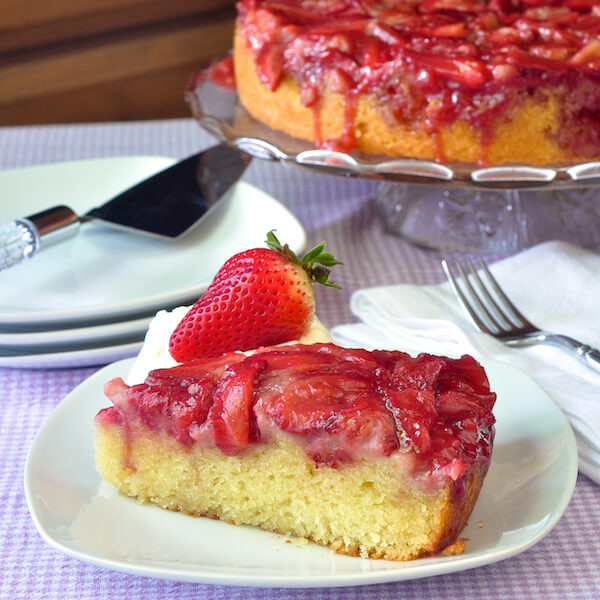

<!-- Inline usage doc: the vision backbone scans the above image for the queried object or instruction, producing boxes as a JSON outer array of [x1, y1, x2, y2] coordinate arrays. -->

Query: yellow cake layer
[[95, 421, 486, 561]]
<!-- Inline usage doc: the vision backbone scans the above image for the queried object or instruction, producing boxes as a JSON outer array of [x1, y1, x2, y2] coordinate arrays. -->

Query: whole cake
[[94, 234, 496, 560], [230, 0, 600, 165]]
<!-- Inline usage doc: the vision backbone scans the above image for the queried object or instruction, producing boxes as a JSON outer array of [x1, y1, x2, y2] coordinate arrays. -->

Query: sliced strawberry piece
[[392, 353, 446, 391], [523, 6, 575, 22], [436, 390, 493, 421], [488, 26, 521, 46], [166, 377, 218, 445], [506, 46, 569, 70], [305, 18, 372, 36], [421, 0, 480, 12], [263, 0, 352, 23], [254, 344, 337, 372], [571, 38, 600, 65], [453, 417, 481, 461], [436, 354, 497, 410], [265, 360, 399, 465], [476, 11, 500, 30], [201, 55, 236, 89], [488, 0, 520, 15], [244, 7, 285, 46], [326, 66, 353, 93], [267, 367, 374, 430], [430, 422, 464, 465], [256, 44, 285, 90], [145, 352, 245, 386], [565, 0, 599, 8], [490, 63, 520, 83], [530, 45, 574, 61], [366, 20, 406, 45], [103, 368, 219, 446], [438, 457, 470, 481], [433, 23, 467, 38], [360, 36, 384, 69], [208, 359, 267, 455], [405, 49, 486, 88], [103, 378, 132, 418], [381, 387, 437, 454]]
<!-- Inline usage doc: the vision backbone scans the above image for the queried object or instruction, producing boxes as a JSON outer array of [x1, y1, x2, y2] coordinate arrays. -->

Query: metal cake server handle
[[1, 207, 80, 270]]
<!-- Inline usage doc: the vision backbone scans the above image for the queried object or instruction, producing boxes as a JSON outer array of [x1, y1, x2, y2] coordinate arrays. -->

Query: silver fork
[[442, 256, 600, 373]]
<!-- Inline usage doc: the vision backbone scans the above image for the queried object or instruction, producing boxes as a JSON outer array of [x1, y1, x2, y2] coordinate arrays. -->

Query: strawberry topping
[[230, 0, 600, 161], [98, 344, 496, 484]]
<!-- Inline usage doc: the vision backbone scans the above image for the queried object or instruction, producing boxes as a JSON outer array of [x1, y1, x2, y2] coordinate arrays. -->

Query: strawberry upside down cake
[[94, 234, 496, 560], [231, 0, 600, 165]]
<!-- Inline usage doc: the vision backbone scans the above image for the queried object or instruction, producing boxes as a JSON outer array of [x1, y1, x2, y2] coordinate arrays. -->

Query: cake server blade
[[0, 144, 252, 271]]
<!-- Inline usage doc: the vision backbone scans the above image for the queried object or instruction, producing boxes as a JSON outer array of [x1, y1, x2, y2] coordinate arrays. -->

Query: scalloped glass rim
[[188, 78, 600, 191]]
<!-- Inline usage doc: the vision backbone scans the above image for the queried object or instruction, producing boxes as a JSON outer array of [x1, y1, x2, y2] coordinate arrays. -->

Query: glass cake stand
[[188, 76, 600, 254], [373, 183, 600, 254]]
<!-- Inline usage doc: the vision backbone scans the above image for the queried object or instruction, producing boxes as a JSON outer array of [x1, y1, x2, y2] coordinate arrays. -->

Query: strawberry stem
[[265, 230, 342, 289]]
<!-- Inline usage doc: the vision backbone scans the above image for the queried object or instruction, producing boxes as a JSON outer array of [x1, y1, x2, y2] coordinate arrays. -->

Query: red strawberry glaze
[[195, 55, 236, 89], [96, 344, 496, 490], [234, 0, 600, 162]]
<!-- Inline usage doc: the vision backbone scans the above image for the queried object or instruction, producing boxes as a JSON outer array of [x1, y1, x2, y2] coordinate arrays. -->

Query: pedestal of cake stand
[[375, 183, 600, 254]]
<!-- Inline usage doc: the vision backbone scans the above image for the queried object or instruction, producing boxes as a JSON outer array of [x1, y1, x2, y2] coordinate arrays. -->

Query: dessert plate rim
[[0, 157, 306, 327], [0, 340, 143, 369], [0, 315, 152, 348], [24, 356, 578, 587]]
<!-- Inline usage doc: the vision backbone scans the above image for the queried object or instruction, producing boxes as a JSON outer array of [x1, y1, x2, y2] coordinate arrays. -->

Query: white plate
[[0, 311, 155, 369], [24, 357, 577, 587], [0, 315, 153, 348], [0, 157, 306, 327], [0, 341, 143, 369]]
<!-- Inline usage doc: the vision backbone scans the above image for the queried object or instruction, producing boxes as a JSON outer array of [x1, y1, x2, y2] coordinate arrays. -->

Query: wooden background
[[0, 0, 237, 125]]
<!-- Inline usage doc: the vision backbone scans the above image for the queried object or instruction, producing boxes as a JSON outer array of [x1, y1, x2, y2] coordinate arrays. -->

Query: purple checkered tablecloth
[[0, 120, 598, 600]]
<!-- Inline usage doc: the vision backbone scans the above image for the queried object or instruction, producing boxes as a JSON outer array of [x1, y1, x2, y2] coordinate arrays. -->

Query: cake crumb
[[442, 538, 468, 556]]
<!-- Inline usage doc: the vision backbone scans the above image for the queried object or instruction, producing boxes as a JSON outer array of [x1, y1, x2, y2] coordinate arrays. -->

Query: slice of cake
[[94, 233, 496, 560], [220, 0, 600, 165], [95, 343, 496, 560]]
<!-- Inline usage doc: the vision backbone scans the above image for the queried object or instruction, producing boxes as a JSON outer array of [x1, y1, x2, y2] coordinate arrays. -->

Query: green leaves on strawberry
[[168, 231, 341, 362], [264, 230, 341, 289]]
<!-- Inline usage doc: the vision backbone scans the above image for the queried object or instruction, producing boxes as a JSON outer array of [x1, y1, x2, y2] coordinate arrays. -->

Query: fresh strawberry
[[168, 231, 341, 362]]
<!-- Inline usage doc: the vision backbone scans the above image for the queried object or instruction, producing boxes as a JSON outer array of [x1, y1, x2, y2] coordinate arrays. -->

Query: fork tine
[[453, 259, 506, 333], [441, 259, 494, 334], [476, 257, 532, 328], [464, 257, 513, 330]]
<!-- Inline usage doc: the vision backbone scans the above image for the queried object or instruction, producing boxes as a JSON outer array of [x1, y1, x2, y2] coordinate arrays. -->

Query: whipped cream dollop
[[127, 306, 333, 385]]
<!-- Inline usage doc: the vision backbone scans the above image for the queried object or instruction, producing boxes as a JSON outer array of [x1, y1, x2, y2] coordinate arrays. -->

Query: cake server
[[0, 143, 251, 271]]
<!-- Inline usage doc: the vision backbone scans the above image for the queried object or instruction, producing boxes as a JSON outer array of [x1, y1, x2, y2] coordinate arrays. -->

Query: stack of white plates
[[0, 156, 306, 368]]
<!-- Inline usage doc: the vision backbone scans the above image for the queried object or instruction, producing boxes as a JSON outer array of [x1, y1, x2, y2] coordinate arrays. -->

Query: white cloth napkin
[[331, 241, 600, 484]]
